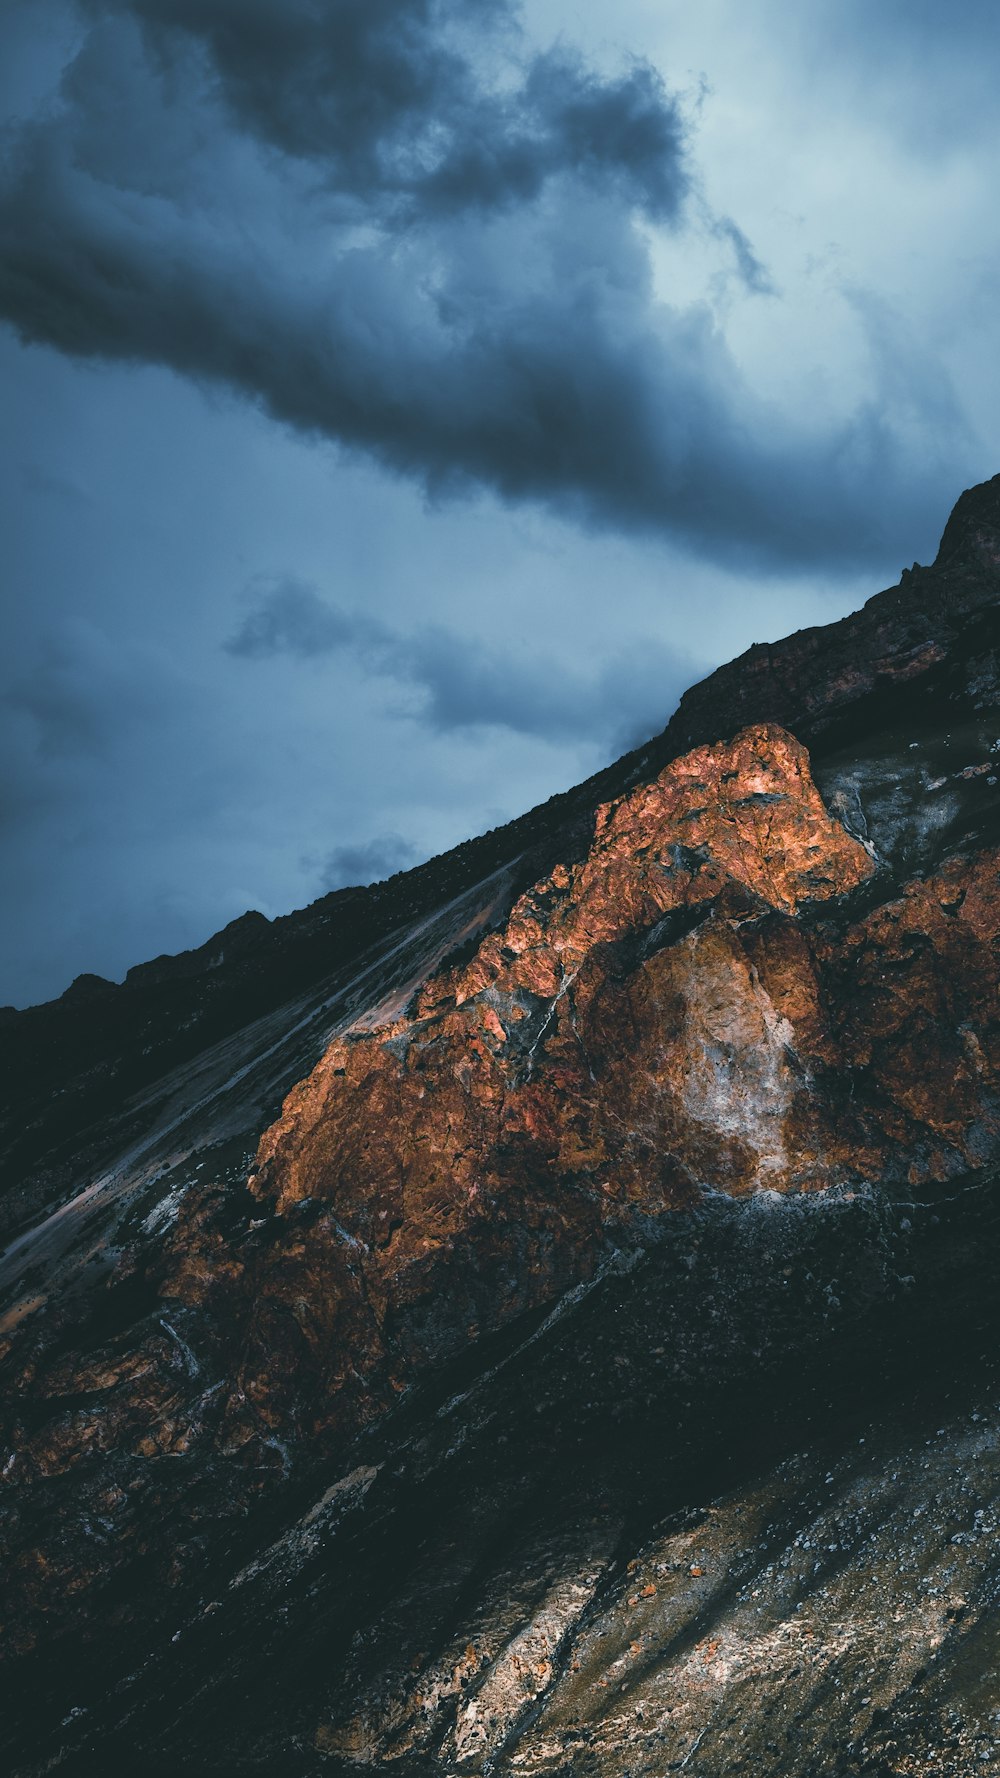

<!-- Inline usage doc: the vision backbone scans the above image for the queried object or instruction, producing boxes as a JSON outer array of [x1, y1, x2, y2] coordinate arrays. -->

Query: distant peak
[[933, 472, 1000, 571], [60, 972, 115, 1003]]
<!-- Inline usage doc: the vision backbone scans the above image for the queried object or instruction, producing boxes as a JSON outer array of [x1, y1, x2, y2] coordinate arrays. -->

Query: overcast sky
[[2, 0, 998, 1008]]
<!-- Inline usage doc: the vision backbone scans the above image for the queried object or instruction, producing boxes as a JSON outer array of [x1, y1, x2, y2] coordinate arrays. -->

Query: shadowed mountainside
[[3, 476, 1000, 1776]]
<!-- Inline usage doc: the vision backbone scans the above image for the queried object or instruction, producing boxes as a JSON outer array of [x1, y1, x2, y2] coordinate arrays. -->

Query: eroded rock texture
[[5, 478, 1000, 1776]]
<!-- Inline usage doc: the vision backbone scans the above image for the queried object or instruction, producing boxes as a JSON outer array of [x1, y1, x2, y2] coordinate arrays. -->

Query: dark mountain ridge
[[4, 474, 1000, 1776]]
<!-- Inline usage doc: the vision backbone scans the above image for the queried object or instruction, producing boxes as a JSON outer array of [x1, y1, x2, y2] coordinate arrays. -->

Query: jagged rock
[[228, 724, 878, 1445]]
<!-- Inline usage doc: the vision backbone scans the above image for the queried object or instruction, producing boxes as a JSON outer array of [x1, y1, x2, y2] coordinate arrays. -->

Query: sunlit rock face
[[255, 725, 874, 1211], [232, 725, 877, 1438], [7, 479, 1000, 1775], [211, 714, 1000, 1458]]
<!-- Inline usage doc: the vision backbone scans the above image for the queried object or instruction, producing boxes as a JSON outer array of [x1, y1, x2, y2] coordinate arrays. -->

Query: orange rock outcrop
[[206, 719, 1000, 1451], [253, 724, 874, 1227]]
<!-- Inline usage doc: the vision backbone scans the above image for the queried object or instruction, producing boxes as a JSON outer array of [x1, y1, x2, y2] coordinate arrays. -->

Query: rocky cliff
[[4, 477, 1000, 1776]]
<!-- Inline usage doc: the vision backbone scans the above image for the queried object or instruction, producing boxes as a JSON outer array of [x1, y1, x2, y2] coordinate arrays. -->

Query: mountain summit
[[6, 477, 1000, 1775]]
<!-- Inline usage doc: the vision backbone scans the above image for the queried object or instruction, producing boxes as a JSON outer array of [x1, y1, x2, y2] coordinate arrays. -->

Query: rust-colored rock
[[215, 727, 872, 1432], [213, 718, 1000, 1452], [252, 725, 873, 1231]]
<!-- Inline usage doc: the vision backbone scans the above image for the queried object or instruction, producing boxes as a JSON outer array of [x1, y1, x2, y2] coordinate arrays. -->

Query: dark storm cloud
[[416, 49, 688, 220], [319, 833, 418, 892], [226, 576, 691, 752], [80, 0, 688, 221], [0, 0, 973, 574]]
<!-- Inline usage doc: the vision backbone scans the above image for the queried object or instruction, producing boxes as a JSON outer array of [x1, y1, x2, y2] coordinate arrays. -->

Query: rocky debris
[[8, 1169, 1000, 1778]]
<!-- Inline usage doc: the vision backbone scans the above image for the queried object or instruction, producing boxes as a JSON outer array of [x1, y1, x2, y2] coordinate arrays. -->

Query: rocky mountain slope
[[3, 475, 1000, 1776]]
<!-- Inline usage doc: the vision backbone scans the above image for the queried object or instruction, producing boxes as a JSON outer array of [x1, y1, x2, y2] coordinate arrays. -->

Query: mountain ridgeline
[[3, 474, 1000, 1777]]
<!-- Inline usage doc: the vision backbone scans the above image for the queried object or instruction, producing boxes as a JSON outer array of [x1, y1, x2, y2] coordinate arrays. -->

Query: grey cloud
[[0, 621, 196, 845], [226, 579, 691, 750], [225, 578, 384, 659], [6, 636, 128, 763], [830, 0, 1000, 48], [710, 216, 775, 296], [378, 625, 686, 752], [79, 0, 688, 222], [0, 0, 974, 574], [775, 0, 1000, 152], [7, 676, 106, 763], [319, 833, 419, 892], [418, 49, 687, 220]]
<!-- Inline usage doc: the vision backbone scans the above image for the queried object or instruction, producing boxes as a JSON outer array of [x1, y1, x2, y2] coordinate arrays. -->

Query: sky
[[1, 1, 998, 1009]]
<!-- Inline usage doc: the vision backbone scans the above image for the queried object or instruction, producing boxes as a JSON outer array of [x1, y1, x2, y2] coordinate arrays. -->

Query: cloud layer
[[2, 0, 996, 1009], [319, 833, 418, 893], [99, 0, 689, 219], [226, 575, 692, 753], [0, 0, 970, 571]]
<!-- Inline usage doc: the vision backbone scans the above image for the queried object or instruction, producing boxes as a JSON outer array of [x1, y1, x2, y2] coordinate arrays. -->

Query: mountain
[[3, 474, 1000, 1776]]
